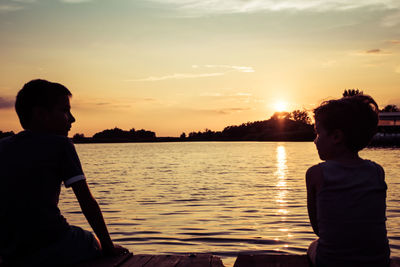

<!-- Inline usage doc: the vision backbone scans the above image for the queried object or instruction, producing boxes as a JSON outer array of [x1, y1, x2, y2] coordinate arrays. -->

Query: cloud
[[12, 0, 36, 3], [200, 92, 224, 97], [395, 66, 400, 74], [389, 40, 400, 44], [235, 92, 253, 96], [192, 107, 251, 115], [217, 107, 251, 114], [60, 0, 92, 3], [143, 98, 156, 102], [146, 0, 400, 15], [354, 49, 391, 55], [366, 49, 382, 54], [0, 0, 36, 13], [127, 72, 225, 82], [201, 65, 255, 73], [382, 11, 400, 27], [200, 92, 252, 97], [127, 64, 254, 82], [0, 97, 14, 109], [0, 4, 24, 12], [321, 60, 337, 68], [72, 98, 136, 111]]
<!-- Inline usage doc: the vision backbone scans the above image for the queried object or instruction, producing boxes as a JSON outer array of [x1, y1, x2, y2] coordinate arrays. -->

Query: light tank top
[[316, 159, 390, 267]]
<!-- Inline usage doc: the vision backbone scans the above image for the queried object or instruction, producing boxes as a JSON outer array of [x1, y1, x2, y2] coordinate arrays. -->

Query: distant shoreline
[[70, 136, 400, 148], [71, 137, 315, 144]]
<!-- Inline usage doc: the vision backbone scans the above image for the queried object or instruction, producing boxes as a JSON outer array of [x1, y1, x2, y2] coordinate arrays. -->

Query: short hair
[[314, 94, 379, 152], [15, 79, 72, 129]]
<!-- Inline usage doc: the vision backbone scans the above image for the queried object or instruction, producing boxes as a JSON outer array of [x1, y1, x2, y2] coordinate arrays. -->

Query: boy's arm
[[306, 165, 323, 236], [71, 179, 128, 255]]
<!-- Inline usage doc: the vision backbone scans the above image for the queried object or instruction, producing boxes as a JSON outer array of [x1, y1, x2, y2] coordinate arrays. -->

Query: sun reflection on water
[[275, 144, 288, 205], [274, 144, 290, 246]]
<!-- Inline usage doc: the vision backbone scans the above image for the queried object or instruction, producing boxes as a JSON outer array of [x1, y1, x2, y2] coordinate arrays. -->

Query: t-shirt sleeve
[[60, 139, 86, 187]]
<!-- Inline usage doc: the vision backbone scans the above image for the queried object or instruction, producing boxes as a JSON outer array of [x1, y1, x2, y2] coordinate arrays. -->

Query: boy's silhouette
[[0, 79, 128, 266]]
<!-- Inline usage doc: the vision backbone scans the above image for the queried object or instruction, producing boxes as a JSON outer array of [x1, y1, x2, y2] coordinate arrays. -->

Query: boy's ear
[[331, 129, 344, 144], [31, 106, 49, 125]]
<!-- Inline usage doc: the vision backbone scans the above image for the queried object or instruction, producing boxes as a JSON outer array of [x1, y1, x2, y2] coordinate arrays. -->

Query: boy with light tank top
[[0, 79, 129, 266], [306, 94, 390, 267]]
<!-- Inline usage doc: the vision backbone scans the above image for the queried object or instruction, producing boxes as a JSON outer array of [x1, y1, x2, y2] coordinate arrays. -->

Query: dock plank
[[234, 254, 309, 267], [75, 254, 224, 267], [234, 254, 400, 267], [175, 254, 223, 267], [121, 255, 154, 267], [140, 255, 182, 267], [75, 253, 133, 267]]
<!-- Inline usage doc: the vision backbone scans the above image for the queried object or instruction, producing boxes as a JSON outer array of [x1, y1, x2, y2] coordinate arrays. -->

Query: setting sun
[[273, 101, 288, 112]]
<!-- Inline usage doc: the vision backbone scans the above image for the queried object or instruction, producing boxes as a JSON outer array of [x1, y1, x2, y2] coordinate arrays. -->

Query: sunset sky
[[1, 0, 400, 137]]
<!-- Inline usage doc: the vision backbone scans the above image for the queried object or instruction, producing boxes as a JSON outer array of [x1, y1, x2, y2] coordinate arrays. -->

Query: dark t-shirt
[[0, 131, 86, 258]]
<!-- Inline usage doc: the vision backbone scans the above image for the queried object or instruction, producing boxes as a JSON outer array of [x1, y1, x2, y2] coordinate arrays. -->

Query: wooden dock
[[76, 253, 400, 267], [2, 253, 400, 266], [75, 253, 224, 267], [233, 254, 400, 267], [234, 254, 309, 267]]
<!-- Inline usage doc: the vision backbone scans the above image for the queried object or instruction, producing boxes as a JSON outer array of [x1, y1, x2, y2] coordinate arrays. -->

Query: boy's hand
[[103, 244, 130, 257]]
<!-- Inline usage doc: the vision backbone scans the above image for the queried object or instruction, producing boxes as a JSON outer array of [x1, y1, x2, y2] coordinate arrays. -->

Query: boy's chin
[[52, 129, 69, 137], [318, 152, 327, 161]]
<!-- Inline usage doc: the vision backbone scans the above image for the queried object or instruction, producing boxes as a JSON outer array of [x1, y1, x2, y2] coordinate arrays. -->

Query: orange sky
[[1, 0, 400, 137]]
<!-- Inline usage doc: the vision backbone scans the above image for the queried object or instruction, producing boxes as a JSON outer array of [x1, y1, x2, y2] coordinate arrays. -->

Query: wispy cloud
[[0, 4, 24, 12], [127, 72, 225, 82], [389, 40, 400, 44], [12, 0, 36, 3], [128, 64, 254, 82], [217, 107, 251, 114], [60, 0, 92, 3], [193, 107, 251, 115], [0, 0, 36, 13], [193, 64, 255, 73], [200, 92, 253, 97], [0, 97, 14, 109], [366, 49, 382, 54], [321, 60, 337, 68], [354, 49, 392, 56], [72, 98, 137, 111], [382, 11, 400, 27], [147, 0, 400, 14]]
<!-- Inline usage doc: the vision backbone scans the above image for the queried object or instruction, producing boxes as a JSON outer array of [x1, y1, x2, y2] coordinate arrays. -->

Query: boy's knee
[[307, 239, 318, 266]]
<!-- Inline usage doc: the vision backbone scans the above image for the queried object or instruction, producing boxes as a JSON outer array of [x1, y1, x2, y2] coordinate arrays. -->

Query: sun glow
[[273, 101, 288, 112]]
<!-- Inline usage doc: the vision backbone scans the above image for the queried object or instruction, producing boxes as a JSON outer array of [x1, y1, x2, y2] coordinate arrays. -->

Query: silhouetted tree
[[381, 104, 399, 112], [291, 110, 311, 124], [180, 132, 186, 139], [72, 133, 85, 142], [343, 89, 363, 97], [93, 127, 156, 141], [270, 111, 291, 120]]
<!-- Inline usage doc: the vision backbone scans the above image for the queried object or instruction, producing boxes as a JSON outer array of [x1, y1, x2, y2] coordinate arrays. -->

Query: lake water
[[59, 142, 400, 266]]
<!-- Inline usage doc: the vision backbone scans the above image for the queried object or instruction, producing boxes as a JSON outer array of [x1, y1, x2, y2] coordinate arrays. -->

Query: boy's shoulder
[[0, 131, 73, 154], [0, 135, 13, 144], [306, 164, 323, 177], [306, 164, 324, 190]]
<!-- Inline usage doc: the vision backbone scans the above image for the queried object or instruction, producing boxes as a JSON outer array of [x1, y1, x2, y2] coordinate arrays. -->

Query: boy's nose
[[69, 113, 76, 123]]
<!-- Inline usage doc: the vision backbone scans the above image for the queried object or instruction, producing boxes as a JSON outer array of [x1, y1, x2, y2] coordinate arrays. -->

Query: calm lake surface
[[59, 142, 400, 266]]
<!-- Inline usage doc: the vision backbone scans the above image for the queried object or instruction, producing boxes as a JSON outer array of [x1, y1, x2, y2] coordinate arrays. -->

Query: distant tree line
[[183, 110, 315, 142], [73, 127, 156, 143]]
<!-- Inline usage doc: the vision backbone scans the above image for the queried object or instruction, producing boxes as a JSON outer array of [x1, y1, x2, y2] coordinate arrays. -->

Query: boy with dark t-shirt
[[0, 79, 128, 266]]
